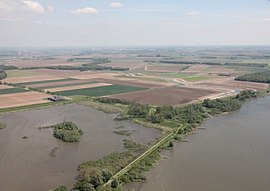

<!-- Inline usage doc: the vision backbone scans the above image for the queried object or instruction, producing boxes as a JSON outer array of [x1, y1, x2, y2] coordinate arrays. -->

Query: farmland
[[0, 91, 50, 109], [56, 84, 146, 97], [0, 47, 270, 191], [110, 86, 217, 106], [1, 47, 269, 108], [0, 87, 28, 95]]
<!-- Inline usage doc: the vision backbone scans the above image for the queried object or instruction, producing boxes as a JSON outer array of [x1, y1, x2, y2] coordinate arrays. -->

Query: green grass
[[36, 81, 97, 89], [122, 75, 167, 82], [0, 88, 29, 95], [160, 72, 193, 78], [14, 78, 78, 86], [160, 120, 181, 129], [78, 99, 126, 114], [56, 85, 146, 97], [183, 76, 210, 82]]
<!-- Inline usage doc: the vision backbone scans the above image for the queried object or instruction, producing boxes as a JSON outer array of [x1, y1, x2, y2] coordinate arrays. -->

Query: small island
[[0, 122, 6, 129], [46, 121, 83, 142]]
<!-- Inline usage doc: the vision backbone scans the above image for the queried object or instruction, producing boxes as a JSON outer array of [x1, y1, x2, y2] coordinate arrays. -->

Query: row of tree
[[203, 90, 258, 115], [0, 70, 7, 80], [235, 70, 270, 83], [21, 65, 129, 72], [122, 90, 258, 125]]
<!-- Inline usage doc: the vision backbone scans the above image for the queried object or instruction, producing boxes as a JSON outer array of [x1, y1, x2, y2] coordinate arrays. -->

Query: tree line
[[235, 70, 270, 83]]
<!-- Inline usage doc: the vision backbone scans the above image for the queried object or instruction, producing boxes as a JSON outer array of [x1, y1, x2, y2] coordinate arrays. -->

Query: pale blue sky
[[0, 0, 270, 46]]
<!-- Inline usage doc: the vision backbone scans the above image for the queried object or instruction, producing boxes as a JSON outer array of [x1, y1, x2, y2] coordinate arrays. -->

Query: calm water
[[0, 104, 160, 191], [137, 96, 270, 191]]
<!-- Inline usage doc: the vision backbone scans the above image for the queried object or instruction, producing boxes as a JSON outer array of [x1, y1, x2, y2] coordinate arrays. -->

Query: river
[[136, 96, 270, 191]]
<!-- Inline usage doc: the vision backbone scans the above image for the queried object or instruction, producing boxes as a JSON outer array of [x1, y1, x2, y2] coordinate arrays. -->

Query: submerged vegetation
[[0, 122, 6, 129], [43, 121, 83, 142], [53, 185, 68, 191], [113, 130, 134, 137]]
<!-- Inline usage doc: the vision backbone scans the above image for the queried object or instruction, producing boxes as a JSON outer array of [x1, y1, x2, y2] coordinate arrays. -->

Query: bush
[[54, 185, 68, 191], [51, 121, 83, 142]]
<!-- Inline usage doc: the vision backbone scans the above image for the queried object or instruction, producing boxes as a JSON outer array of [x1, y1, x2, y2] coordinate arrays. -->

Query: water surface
[[0, 104, 160, 191], [138, 96, 270, 191]]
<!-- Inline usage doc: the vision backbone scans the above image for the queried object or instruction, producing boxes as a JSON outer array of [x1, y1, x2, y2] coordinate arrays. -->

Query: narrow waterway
[[137, 96, 270, 191]]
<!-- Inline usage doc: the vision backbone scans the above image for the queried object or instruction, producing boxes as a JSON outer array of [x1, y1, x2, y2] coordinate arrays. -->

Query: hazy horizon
[[1, 0, 270, 47]]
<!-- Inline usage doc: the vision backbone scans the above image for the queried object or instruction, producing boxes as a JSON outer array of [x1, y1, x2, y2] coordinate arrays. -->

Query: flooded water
[[137, 96, 270, 191], [0, 104, 160, 191]]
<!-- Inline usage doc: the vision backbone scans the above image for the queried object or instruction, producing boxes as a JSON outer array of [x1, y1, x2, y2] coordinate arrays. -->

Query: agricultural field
[[14, 78, 78, 86], [6, 70, 41, 78], [56, 84, 146, 97], [146, 64, 187, 73], [0, 91, 50, 109], [193, 78, 269, 91], [110, 86, 218, 106], [0, 47, 270, 191], [47, 83, 112, 93], [3, 75, 65, 84], [0, 87, 29, 95]]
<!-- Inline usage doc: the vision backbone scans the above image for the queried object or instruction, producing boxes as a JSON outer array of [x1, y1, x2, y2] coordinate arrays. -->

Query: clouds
[[110, 3, 123, 8], [22, 0, 45, 14], [71, 7, 99, 15], [0, 0, 53, 15], [71, 2, 123, 15], [187, 11, 200, 16], [47, 5, 54, 13]]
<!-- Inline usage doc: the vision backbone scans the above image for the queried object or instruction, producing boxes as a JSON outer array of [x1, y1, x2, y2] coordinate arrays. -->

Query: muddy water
[[137, 96, 270, 191], [0, 104, 160, 191]]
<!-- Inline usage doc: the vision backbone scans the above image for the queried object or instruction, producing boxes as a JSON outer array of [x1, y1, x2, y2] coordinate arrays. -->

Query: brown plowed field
[[35, 69, 84, 77], [4, 76, 65, 84], [194, 78, 268, 91], [7, 58, 82, 68], [0, 91, 50, 109], [47, 83, 112, 92], [26, 79, 89, 88], [109, 86, 217, 106], [70, 72, 121, 80], [91, 78, 169, 88]]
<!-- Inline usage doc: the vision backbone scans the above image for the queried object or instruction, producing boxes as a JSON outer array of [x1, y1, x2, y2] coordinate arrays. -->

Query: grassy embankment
[[0, 101, 68, 114]]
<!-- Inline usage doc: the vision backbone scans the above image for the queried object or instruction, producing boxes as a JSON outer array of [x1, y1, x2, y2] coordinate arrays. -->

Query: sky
[[0, 0, 270, 47]]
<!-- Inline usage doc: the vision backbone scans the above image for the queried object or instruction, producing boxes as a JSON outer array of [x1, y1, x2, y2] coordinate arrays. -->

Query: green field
[[56, 85, 146, 97], [183, 76, 210, 82], [160, 72, 193, 78], [0, 88, 29, 95], [36, 81, 97, 89], [15, 78, 78, 86]]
